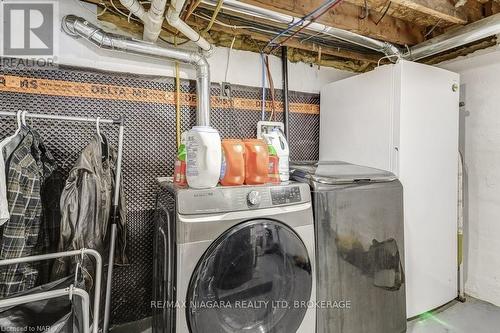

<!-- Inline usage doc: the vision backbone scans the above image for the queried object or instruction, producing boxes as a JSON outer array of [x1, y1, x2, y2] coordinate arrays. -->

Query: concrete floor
[[112, 296, 500, 333], [407, 297, 500, 333]]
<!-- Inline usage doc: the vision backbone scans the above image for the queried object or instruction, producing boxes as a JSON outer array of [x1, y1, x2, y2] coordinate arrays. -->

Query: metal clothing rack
[[0, 249, 103, 333], [0, 111, 125, 332]]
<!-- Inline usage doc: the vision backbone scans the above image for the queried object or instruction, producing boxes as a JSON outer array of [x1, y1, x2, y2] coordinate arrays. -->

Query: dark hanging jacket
[[52, 134, 128, 282]]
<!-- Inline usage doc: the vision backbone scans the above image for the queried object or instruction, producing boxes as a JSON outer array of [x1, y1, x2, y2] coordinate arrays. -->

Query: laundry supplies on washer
[[267, 144, 280, 184], [243, 139, 269, 185], [174, 132, 187, 187], [220, 139, 246, 186], [186, 126, 222, 189], [262, 129, 290, 182]]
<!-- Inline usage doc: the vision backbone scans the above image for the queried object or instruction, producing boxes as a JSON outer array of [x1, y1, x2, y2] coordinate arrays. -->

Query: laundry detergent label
[[186, 136, 200, 177]]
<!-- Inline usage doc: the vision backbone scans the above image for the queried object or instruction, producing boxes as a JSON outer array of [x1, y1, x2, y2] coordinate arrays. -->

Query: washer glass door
[[187, 219, 312, 333]]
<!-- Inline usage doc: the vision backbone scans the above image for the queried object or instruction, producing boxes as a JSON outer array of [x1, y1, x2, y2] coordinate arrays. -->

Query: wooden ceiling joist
[[240, 0, 426, 45], [80, 0, 500, 71], [345, 0, 467, 27], [391, 0, 467, 24]]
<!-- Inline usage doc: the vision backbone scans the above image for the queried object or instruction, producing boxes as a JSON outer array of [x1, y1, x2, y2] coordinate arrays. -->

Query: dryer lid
[[290, 161, 396, 185]]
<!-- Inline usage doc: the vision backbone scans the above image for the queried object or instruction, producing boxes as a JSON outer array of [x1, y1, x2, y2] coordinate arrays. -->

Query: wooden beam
[[93, 8, 374, 71], [239, 0, 426, 45], [346, 0, 467, 27], [390, 0, 467, 24], [187, 15, 381, 63]]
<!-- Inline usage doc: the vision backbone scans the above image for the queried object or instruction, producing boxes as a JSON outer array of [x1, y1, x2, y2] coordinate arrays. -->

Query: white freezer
[[320, 60, 459, 318]]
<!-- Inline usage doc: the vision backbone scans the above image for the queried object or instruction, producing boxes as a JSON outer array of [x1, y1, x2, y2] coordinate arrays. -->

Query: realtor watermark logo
[[1, 0, 58, 69]]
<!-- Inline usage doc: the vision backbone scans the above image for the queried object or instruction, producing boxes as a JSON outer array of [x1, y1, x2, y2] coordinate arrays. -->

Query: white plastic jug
[[186, 126, 222, 189], [262, 129, 289, 181]]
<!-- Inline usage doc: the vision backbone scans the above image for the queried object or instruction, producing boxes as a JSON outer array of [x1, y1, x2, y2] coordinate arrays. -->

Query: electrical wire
[[204, 0, 225, 33], [185, 0, 202, 20], [109, 0, 139, 23], [261, 52, 267, 121], [300, 30, 326, 44], [159, 35, 191, 46], [225, 36, 236, 82], [264, 0, 342, 51], [373, 1, 391, 25], [359, 0, 369, 19], [424, 19, 443, 38], [192, 12, 294, 36], [264, 55, 277, 121], [269, 0, 343, 53], [377, 54, 399, 66], [72, 0, 109, 19], [97, 6, 108, 17], [175, 37, 181, 148]]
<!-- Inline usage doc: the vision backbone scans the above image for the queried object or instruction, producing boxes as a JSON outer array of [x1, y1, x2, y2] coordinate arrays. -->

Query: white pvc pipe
[[119, 0, 147, 21], [120, 0, 167, 42], [144, 0, 168, 42], [166, 0, 213, 53]]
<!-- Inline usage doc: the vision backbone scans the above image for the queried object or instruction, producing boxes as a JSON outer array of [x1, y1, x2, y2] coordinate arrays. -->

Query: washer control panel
[[173, 182, 310, 215], [270, 186, 302, 205]]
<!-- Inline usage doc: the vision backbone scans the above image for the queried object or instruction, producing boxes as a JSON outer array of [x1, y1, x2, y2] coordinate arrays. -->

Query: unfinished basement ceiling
[[81, 0, 500, 72]]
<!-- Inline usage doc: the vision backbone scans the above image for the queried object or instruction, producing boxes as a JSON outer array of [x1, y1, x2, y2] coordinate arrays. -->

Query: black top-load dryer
[[291, 161, 407, 333]]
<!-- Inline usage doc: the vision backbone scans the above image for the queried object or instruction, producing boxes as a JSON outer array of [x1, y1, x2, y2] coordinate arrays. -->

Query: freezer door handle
[[393, 146, 399, 176]]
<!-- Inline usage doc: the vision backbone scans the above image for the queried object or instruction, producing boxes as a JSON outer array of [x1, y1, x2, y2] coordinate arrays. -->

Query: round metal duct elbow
[[62, 15, 212, 127]]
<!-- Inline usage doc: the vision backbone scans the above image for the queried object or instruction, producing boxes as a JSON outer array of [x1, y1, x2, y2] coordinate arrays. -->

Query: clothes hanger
[[96, 117, 103, 143], [15, 111, 22, 132], [10, 111, 22, 137], [96, 117, 108, 162], [21, 111, 27, 127], [2, 111, 22, 143]]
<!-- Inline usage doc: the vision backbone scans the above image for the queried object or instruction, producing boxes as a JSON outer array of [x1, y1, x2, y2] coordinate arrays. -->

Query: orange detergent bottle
[[243, 139, 269, 185], [220, 139, 246, 186]]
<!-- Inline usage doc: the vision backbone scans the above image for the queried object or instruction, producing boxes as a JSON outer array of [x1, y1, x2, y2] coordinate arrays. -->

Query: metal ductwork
[[62, 15, 211, 127], [201, 0, 402, 57], [406, 12, 500, 61], [201, 0, 500, 64]]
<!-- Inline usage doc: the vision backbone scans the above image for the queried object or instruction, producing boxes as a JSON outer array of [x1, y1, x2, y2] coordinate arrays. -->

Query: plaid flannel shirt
[[0, 130, 55, 297], [0, 132, 42, 297]]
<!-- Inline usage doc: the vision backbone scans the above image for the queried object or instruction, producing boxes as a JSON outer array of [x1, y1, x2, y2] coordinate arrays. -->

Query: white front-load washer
[[153, 180, 315, 333]]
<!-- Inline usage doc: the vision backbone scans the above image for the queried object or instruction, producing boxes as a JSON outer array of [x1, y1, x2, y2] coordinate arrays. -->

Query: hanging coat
[[52, 134, 128, 282]]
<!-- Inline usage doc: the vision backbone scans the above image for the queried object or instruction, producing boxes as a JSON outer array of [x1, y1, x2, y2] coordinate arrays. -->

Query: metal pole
[[0, 288, 91, 333], [281, 46, 290, 140], [0, 111, 119, 124], [458, 152, 466, 302], [0, 249, 102, 333], [103, 117, 125, 333]]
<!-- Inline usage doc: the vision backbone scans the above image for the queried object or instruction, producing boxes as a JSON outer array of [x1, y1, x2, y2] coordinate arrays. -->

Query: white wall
[[440, 44, 500, 307], [50, 0, 351, 94]]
